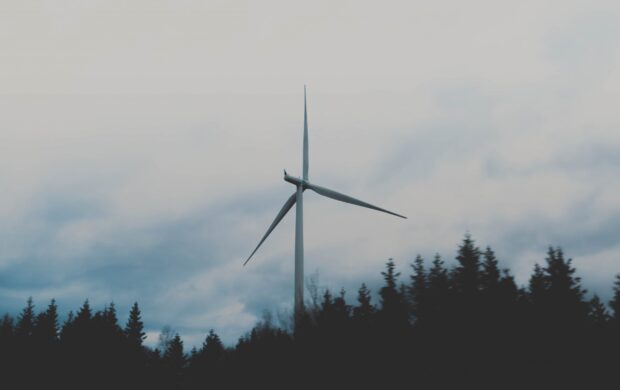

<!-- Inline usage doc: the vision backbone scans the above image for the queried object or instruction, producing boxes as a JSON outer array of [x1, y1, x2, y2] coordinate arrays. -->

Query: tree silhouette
[[480, 247, 500, 292], [588, 295, 609, 327], [162, 333, 186, 388], [33, 299, 59, 345], [2, 236, 620, 388], [0, 313, 13, 341], [202, 329, 225, 363], [15, 297, 35, 339], [125, 302, 146, 348], [353, 283, 375, 321], [610, 274, 620, 328], [409, 254, 426, 324], [378, 259, 409, 331], [453, 235, 481, 296]]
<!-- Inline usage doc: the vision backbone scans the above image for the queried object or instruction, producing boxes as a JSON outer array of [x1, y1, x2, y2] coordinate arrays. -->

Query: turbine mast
[[294, 184, 304, 324]]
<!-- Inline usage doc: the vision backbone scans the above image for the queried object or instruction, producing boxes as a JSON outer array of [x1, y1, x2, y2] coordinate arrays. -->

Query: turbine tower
[[244, 87, 406, 325]]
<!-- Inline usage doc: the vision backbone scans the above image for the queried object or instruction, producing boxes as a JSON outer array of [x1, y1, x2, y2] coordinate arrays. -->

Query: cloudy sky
[[1, 0, 620, 346]]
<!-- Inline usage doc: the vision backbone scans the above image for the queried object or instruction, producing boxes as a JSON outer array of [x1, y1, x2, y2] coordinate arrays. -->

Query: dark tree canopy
[[1, 235, 619, 389]]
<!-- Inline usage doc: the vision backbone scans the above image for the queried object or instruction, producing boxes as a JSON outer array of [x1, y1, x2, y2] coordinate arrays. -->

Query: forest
[[1, 235, 619, 389]]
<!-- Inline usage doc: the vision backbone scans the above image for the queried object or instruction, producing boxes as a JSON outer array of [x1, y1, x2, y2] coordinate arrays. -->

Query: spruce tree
[[0, 313, 13, 341], [543, 247, 587, 324], [353, 283, 375, 321], [163, 333, 186, 371], [60, 311, 74, 342], [33, 299, 59, 344], [202, 329, 225, 363], [528, 263, 547, 305], [75, 300, 92, 324], [588, 295, 609, 327], [409, 255, 426, 323], [426, 254, 450, 322], [610, 274, 620, 328], [15, 297, 35, 339], [125, 302, 146, 348], [378, 259, 409, 333], [103, 302, 119, 329], [453, 235, 481, 296], [480, 247, 501, 292]]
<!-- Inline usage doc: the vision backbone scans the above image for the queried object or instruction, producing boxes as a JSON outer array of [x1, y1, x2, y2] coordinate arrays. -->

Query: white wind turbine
[[244, 87, 406, 323]]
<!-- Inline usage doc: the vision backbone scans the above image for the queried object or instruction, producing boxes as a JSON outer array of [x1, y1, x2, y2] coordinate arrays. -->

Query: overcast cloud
[[1, 0, 620, 346]]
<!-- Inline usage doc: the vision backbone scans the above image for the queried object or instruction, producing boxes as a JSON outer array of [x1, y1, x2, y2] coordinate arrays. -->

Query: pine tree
[[125, 302, 146, 348], [161, 333, 186, 388], [427, 254, 450, 321], [453, 235, 481, 296], [528, 263, 547, 305], [588, 295, 609, 327], [380, 258, 401, 309], [543, 247, 587, 324], [498, 269, 518, 305], [75, 299, 92, 324], [15, 297, 35, 339], [33, 299, 59, 344], [333, 288, 350, 322], [379, 259, 409, 332], [321, 289, 334, 315], [202, 329, 225, 363], [610, 274, 620, 328], [163, 333, 186, 371], [104, 302, 119, 329], [353, 283, 375, 321], [480, 247, 501, 292], [60, 311, 74, 342], [0, 313, 13, 341], [409, 255, 426, 322]]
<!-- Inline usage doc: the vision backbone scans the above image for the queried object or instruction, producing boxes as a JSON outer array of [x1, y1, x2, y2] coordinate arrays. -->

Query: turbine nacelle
[[284, 170, 306, 188]]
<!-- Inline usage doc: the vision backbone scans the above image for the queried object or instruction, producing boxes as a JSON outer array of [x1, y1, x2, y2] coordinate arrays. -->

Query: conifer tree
[[353, 283, 375, 321], [60, 311, 74, 342], [163, 333, 186, 371], [453, 235, 481, 296], [529, 263, 546, 299], [125, 302, 146, 348], [426, 254, 450, 322], [33, 299, 59, 344], [104, 302, 119, 329], [0, 313, 13, 341], [379, 259, 409, 332], [498, 269, 518, 305], [202, 329, 225, 363], [543, 247, 587, 324], [480, 247, 501, 291], [15, 297, 36, 339], [588, 295, 609, 327], [609, 274, 620, 328], [333, 288, 350, 321], [75, 299, 92, 324], [409, 255, 426, 322]]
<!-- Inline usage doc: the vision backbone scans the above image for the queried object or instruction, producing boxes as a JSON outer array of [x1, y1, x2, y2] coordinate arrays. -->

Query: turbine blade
[[244, 192, 297, 266], [303, 85, 309, 181], [306, 182, 407, 219]]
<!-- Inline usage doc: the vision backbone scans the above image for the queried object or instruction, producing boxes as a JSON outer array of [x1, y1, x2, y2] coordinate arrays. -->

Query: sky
[[1, 0, 620, 347]]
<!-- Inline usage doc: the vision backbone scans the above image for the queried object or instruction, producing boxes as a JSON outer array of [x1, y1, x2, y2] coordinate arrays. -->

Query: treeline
[[2, 235, 620, 389]]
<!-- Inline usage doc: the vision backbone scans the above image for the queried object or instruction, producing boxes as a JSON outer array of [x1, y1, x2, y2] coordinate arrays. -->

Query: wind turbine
[[244, 87, 406, 324]]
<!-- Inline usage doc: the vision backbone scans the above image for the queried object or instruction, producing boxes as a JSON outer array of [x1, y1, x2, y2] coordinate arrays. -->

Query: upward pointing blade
[[244, 192, 297, 266], [306, 182, 407, 219], [303, 85, 309, 181]]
